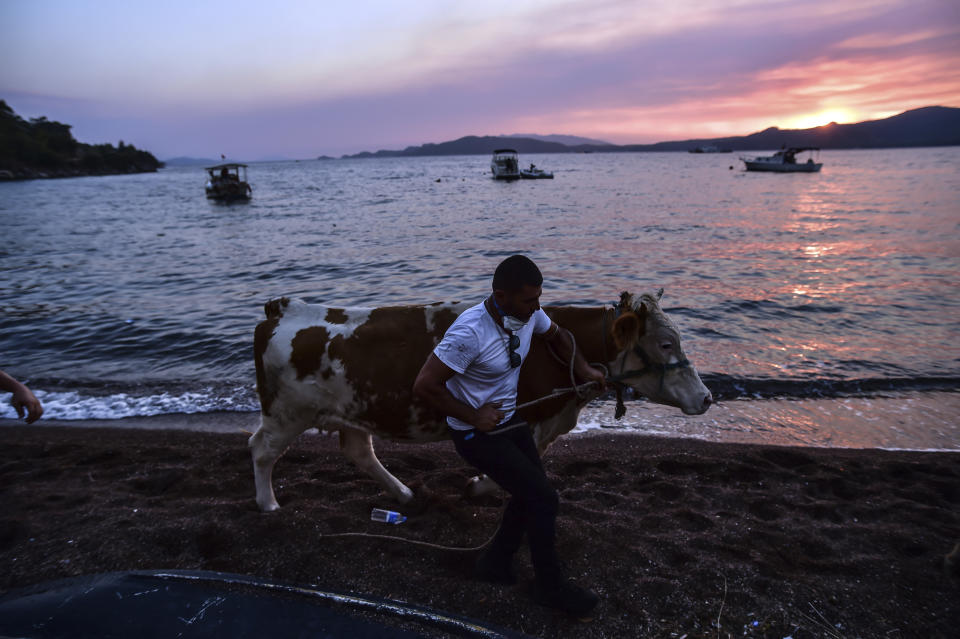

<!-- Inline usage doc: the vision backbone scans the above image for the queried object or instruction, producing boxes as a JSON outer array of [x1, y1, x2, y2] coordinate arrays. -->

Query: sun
[[784, 108, 859, 130]]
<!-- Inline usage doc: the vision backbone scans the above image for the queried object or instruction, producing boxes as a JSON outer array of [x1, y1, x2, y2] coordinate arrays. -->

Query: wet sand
[[2, 423, 958, 638], [13, 392, 959, 451], [578, 392, 960, 450]]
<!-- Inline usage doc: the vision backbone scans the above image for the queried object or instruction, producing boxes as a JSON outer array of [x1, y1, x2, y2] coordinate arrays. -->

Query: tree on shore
[[0, 100, 163, 179]]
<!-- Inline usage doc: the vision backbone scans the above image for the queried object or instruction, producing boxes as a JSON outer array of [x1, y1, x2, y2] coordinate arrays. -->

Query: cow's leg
[[532, 402, 581, 457], [249, 414, 303, 512], [339, 428, 415, 503]]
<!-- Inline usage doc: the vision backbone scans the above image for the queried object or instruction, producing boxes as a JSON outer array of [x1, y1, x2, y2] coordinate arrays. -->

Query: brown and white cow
[[250, 290, 712, 511]]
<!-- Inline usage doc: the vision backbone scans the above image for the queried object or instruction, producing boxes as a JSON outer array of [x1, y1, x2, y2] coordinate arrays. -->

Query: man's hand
[[577, 364, 607, 392], [472, 402, 504, 432], [11, 385, 43, 424], [414, 355, 505, 431]]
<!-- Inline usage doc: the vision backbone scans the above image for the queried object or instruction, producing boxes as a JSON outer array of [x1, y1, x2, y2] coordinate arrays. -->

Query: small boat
[[520, 164, 553, 179], [490, 149, 520, 180], [689, 144, 732, 154], [205, 163, 253, 200], [740, 147, 822, 173]]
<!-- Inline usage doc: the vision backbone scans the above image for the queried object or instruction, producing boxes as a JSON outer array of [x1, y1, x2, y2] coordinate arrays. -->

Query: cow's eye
[[660, 342, 673, 351]]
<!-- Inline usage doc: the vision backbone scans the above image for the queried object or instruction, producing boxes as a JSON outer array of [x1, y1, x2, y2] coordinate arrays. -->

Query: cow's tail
[[254, 299, 287, 416], [263, 297, 290, 320]]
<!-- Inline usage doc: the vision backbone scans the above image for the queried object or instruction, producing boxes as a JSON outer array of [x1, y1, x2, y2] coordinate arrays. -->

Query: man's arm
[[0, 370, 44, 424], [542, 324, 606, 389], [413, 354, 503, 431]]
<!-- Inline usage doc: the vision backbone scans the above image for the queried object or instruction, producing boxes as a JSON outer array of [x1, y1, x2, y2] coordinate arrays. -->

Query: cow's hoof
[[395, 485, 415, 504], [463, 475, 496, 499], [258, 500, 281, 513], [403, 484, 433, 515], [463, 476, 482, 497]]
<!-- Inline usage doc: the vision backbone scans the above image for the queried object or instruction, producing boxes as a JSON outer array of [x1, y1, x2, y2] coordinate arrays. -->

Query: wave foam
[[0, 387, 259, 421]]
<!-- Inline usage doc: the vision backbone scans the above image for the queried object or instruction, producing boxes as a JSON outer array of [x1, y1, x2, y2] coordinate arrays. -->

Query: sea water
[[1, 149, 958, 448]]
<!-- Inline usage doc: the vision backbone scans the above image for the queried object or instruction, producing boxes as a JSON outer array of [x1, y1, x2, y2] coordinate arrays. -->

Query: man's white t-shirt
[[434, 301, 553, 430]]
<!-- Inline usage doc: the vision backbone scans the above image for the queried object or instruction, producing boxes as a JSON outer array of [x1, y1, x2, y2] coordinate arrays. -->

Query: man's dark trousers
[[450, 421, 562, 582]]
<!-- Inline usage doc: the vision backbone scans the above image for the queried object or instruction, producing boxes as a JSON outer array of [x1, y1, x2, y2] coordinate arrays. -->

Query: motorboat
[[490, 149, 520, 179], [520, 163, 553, 179], [688, 144, 732, 153], [205, 163, 253, 200], [740, 147, 822, 173]]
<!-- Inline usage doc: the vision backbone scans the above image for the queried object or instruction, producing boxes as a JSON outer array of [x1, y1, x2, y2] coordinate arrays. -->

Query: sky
[[2, 0, 958, 160]]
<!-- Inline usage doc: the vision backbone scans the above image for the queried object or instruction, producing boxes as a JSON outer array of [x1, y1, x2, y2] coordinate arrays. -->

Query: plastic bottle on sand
[[370, 508, 406, 524]]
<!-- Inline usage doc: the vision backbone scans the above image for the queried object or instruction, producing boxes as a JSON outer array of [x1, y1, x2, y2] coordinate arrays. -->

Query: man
[[1, 370, 44, 424], [413, 255, 604, 618]]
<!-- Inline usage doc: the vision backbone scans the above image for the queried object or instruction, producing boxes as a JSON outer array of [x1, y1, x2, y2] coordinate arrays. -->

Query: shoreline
[[0, 166, 160, 181], [2, 424, 958, 638], [4, 390, 958, 452]]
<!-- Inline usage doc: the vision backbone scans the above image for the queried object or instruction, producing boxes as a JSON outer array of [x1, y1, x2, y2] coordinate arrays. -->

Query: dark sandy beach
[[1, 422, 958, 638]]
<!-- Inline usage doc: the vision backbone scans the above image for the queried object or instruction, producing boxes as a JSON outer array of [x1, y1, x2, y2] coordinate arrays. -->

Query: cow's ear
[[612, 303, 648, 348], [612, 312, 640, 348]]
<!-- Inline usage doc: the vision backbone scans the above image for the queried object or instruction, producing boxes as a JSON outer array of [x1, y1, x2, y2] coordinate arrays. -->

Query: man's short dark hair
[[492, 255, 543, 292]]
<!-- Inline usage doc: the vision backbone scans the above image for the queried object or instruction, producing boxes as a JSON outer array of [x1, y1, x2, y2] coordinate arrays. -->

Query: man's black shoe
[[532, 578, 600, 619], [475, 548, 518, 585]]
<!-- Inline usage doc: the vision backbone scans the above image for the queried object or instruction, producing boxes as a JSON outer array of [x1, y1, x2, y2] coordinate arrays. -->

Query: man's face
[[496, 284, 542, 321]]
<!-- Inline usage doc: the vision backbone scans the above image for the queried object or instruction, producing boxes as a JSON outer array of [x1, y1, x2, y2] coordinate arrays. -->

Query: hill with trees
[[0, 100, 163, 180]]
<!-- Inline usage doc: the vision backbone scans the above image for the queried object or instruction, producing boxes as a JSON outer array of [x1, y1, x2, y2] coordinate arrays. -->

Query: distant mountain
[[506, 133, 613, 146], [163, 156, 218, 166], [343, 135, 582, 158], [340, 106, 960, 158], [617, 106, 960, 152]]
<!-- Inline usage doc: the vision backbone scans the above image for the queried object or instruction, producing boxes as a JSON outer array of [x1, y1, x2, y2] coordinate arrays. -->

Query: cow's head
[[610, 289, 712, 415]]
